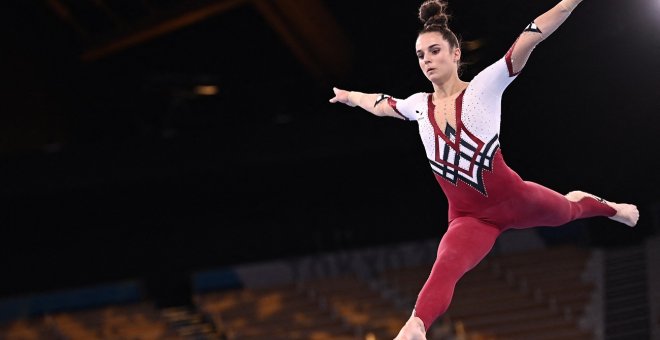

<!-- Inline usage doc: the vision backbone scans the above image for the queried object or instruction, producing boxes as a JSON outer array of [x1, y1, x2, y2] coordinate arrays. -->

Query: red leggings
[[414, 184, 616, 330]]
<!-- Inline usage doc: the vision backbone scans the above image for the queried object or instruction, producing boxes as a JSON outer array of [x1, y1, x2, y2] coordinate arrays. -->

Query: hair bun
[[419, 0, 450, 29]]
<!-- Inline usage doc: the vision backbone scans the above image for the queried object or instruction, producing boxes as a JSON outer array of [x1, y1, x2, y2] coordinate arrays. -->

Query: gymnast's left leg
[[511, 181, 639, 229], [564, 190, 639, 227]]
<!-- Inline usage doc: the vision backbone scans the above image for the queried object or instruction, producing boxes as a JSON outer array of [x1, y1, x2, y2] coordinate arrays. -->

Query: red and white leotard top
[[388, 55, 526, 219]]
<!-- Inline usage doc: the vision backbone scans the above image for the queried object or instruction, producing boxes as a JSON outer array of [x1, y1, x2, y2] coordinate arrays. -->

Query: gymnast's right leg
[[394, 217, 501, 340]]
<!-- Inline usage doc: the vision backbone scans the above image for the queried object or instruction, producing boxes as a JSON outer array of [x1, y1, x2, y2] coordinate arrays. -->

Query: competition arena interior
[[1, 0, 658, 339]]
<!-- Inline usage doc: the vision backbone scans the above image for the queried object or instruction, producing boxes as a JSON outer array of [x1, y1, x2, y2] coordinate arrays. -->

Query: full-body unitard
[[386, 43, 616, 330]]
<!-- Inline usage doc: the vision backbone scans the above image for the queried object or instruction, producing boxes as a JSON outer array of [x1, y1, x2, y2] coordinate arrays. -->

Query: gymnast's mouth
[[427, 68, 436, 74]]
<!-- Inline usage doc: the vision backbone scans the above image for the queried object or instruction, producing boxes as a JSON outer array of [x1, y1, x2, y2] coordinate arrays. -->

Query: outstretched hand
[[328, 87, 354, 106]]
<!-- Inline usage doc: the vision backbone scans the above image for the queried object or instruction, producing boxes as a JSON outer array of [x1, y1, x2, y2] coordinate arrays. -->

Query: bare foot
[[608, 202, 639, 227], [394, 312, 426, 340], [565, 191, 639, 227]]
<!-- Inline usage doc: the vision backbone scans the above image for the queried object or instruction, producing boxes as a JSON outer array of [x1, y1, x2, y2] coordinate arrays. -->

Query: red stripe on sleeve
[[505, 38, 522, 77], [387, 97, 408, 120]]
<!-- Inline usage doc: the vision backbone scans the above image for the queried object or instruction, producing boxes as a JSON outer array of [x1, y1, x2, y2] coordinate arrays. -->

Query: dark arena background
[[1, 0, 659, 339]]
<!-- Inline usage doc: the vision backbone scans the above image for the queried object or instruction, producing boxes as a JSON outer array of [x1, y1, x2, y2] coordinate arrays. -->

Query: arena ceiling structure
[[1, 0, 658, 297], [45, 0, 351, 78]]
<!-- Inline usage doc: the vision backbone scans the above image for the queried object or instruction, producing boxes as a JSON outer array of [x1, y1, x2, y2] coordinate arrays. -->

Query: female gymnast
[[328, 0, 639, 338]]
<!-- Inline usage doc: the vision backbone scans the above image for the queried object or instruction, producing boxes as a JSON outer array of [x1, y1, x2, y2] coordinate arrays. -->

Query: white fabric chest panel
[[461, 84, 501, 145], [394, 57, 515, 195], [412, 89, 500, 168]]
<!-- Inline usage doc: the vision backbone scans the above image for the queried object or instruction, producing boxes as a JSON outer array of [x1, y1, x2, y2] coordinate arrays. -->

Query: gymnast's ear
[[453, 46, 461, 63]]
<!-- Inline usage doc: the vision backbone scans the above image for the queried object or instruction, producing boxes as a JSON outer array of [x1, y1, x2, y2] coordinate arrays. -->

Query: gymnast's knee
[[434, 250, 470, 278]]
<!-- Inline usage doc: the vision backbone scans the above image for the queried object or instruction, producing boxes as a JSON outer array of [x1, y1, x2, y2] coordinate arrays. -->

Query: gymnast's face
[[416, 32, 460, 84]]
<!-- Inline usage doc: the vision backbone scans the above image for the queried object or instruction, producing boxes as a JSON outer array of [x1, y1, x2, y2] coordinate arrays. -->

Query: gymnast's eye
[[417, 53, 424, 59], [431, 48, 440, 55]]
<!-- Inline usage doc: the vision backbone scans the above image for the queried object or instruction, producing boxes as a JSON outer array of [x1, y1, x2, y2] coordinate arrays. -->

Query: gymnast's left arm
[[509, 0, 584, 75]]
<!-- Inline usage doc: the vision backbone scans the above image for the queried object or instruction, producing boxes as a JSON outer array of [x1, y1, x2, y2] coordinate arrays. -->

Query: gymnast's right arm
[[329, 87, 406, 119]]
